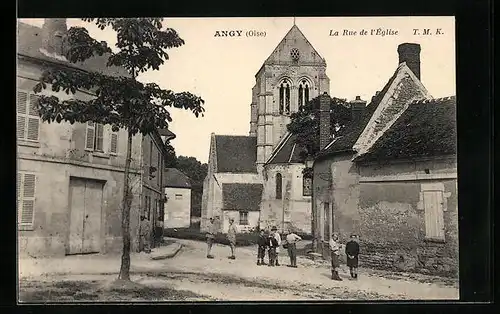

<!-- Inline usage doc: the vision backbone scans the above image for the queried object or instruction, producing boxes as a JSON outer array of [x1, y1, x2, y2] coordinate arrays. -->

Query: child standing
[[329, 233, 343, 281], [267, 231, 279, 266], [345, 234, 360, 279], [271, 227, 282, 266], [257, 229, 267, 265]]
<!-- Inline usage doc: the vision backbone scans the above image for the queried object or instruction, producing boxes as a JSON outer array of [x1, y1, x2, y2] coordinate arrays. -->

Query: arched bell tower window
[[276, 173, 283, 199], [298, 79, 311, 108], [278, 79, 291, 115]]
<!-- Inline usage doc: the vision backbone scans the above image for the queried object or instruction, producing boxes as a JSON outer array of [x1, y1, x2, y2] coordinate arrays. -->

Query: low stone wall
[[316, 240, 458, 278]]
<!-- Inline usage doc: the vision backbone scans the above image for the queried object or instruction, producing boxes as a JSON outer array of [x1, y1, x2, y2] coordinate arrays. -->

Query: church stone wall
[[260, 164, 311, 234]]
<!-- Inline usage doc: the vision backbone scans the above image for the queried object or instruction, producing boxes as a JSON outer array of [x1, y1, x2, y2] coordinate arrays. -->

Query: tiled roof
[[164, 168, 192, 189], [215, 135, 257, 173], [222, 183, 263, 211], [355, 97, 457, 162], [17, 22, 129, 77], [267, 133, 307, 164], [317, 69, 399, 158]]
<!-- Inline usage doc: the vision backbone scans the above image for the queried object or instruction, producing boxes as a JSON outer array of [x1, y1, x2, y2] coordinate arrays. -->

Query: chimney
[[371, 91, 380, 103], [41, 19, 68, 56], [398, 43, 421, 80], [319, 92, 331, 150], [350, 96, 367, 121]]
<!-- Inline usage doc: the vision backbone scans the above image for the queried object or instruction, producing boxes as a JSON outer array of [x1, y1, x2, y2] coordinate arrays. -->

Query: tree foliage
[[287, 95, 352, 158], [164, 141, 178, 168], [175, 156, 208, 217], [34, 18, 205, 135]]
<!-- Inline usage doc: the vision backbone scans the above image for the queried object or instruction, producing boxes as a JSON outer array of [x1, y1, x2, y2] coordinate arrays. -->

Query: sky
[[19, 17, 456, 164]]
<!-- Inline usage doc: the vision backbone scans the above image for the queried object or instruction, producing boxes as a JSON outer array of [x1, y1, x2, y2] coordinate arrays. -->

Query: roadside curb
[[150, 243, 183, 260]]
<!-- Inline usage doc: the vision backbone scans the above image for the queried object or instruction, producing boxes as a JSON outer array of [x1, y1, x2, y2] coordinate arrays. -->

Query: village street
[[19, 238, 459, 302]]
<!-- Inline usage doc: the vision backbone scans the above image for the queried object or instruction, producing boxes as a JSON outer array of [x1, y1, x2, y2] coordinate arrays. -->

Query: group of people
[[205, 217, 361, 281], [329, 233, 360, 281], [257, 226, 303, 267]]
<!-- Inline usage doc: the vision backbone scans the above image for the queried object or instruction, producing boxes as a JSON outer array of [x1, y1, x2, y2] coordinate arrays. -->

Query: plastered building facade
[[17, 19, 169, 257]]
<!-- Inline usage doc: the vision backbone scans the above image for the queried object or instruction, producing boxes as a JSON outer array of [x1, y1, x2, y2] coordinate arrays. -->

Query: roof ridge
[[214, 134, 254, 138]]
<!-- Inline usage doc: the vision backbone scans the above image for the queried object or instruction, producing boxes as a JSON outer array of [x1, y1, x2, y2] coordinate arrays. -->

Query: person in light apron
[[329, 233, 342, 281]]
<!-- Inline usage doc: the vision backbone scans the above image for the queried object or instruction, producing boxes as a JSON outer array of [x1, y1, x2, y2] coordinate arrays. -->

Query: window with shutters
[[85, 122, 104, 152], [17, 172, 36, 230], [17, 91, 40, 142]]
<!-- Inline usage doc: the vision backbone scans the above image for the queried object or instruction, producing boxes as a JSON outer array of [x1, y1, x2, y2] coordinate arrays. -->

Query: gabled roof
[[164, 168, 192, 189], [222, 183, 263, 211], [214, 135, 257, 173], [17, 21, 129, 77], [316, 69, 400, 158], [266, 133, 307, 165], [354, 97, 456, 163], [256, 24, 326, 76]]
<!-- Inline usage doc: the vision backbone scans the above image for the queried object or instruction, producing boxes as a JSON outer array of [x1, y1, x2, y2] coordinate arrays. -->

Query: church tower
[[249, 24, 330, 172]]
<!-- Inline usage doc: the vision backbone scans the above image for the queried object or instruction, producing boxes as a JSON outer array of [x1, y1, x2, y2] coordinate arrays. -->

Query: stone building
[[201, 24, 329, 234], [164, 168, 192, 229], [17, 19, 171, 256], [312, 43, 458, 277]]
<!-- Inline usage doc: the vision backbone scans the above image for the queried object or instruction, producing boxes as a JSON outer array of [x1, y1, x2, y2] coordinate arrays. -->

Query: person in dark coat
[[257, 229, 268, 265], [267, 231, 279, 266], [345, 234, 360, 279]]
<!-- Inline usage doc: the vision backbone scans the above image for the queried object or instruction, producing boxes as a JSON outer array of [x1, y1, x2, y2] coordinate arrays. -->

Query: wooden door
[[423, 190, 445, 240], [82, 180, 103, 253], [68, 178, 86, 254], [68, 178, 103, 255]]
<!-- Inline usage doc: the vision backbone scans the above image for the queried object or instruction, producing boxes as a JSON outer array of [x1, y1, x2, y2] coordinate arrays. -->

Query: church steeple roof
[[263, 24, 326, 67]]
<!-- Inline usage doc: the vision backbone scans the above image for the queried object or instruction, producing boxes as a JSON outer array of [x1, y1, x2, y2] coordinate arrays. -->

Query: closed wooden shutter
[[423, 191, 445, 240], [110, 131, 118, 154], [85, 122, 95, 150], [27, 95, 40, 141], [18, 173, 36, 227], [17, 91, 27, 139]]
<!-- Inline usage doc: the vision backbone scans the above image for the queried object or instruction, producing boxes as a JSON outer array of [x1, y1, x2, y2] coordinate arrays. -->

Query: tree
[[33, 18, 205, 281], [174, 156, 208, 217], [286, 95, 352, 159], [164, 141, 178, 168]]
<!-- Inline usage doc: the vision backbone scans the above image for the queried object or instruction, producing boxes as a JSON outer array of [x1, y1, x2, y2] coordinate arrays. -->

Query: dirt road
[[18, 238, 459, 302]]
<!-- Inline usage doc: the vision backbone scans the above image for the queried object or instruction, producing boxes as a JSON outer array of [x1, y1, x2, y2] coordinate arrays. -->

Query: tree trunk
[[118, 130, 133, 281]]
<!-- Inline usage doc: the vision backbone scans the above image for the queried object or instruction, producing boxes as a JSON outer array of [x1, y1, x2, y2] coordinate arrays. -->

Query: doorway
[[67, 177, 104, 254]]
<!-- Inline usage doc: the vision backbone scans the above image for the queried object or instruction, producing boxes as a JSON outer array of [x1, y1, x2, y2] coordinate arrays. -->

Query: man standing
[[138, 215, 151, 254], [345, 234, 360, 279], [329, 233, 342, 281], [271, 227, 282, 266], [227, 218, 237, 259], [206, 217, 216, 259], [285, 230, 302, 268], [257, 229, 268, 265]]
